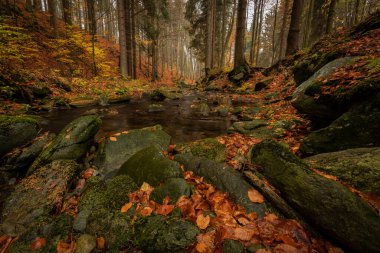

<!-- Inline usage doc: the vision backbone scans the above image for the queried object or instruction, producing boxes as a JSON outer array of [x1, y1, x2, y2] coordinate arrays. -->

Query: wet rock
[[98, 95, 109, 106], [300, 97, 380, 155], [304, 147, 380, 195], [29, 115, 101, 173], [150, 178, 194, 204], [228, 120, 281, 139], [0, 115, 41, 156], [69, 99, 98, 108], [176, 137, 226, 163], [250, 140, 380, 253], [223, 239, 246, 253], [217, 106, 230, 117], [150, 89, 167, 101], [1, 160, 80, 236], [94, 125, 171, 179], [118, 145, 182, 187], [75, 234, 96, 253], [174, 154, 268, 217], [0, 133, 55, 183], [31, 86, 52, 99], [108, 94, 131, 104], [292, 57, 358, 120], [148, 103, 166, 112], [255, 77, 273, 91], [134, 215, 199, 253]]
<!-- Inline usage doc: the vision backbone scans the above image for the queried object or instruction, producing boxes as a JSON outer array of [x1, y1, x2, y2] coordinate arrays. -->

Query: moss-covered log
[[250, 140, 380, 253]]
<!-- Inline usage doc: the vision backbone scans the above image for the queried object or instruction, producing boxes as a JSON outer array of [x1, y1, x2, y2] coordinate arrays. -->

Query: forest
[[0, 0, 379, 252]]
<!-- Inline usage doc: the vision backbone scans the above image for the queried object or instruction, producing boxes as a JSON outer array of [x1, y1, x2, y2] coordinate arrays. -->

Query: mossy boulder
[[0, 115, 41, 156], [0, 133, 55, 183], [228, 120, 283, 139], [75, 234, 96, 253], [292, 57, 358, 120], [94, 125, 171, 179], [174, 154, 268, 217], [134, 215, 199, 253], [148, 103, 166, 112], [300, 97, 380, 155], [1, 160, 80, 236], [250, 140, 380, 253], [255, 77, 273, 91], [7, 214, 74, 253], [176, 137, 226, 163], [305, 147, 380, 195], [150, 178, 194, 204], [118, 145, 182, 187], [229, 66, 250, 85], [29, 115, 101, 173]]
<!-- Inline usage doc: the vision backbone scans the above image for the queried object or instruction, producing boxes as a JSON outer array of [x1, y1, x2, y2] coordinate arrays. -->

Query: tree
[[205, 0, 215, 74], [117, 0, 128, 77], [62, 0, 72, 25], [278, 0, 289, 60], [47, 0, 58, 37], [286, 0, 302, 55], [234, 0, 247, 68]]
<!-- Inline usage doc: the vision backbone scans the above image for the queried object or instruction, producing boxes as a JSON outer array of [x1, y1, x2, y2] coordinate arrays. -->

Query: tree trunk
[[278, 0, 289, 60], [308, 0, 325, 45], [117, 0, 127, 77], [205, 0, 215, 74], [285, 0, 302, 56], [125, 0, 133, 77], [325, 0, 337, 34], [271, 0, 279, 64], [234, 0, 248, 68], [87, 0, 97, 74], [222, 0, 236, 67], [62, 0, 72, 25], [47, 0, 58, 37], [131, 0, 137, 79]]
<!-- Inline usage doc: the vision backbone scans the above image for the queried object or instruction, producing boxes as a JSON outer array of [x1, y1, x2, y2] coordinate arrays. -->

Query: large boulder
[[300, 97, 380, 155], [174, 154, 268, 217], [94, 125, 171, 179], [134, 215, 199, 253], [250, 140, 380, 253], [1, 160, 80, 236], [0, 133, 55, 183], [29, 115, 101, 173], [0, 115, 41, 157], [117, 145, 182, 187], [176, 137, 226, 163], [292, 57, 358, 120], [150, 178, 194, 204], [304, 147, 380, 196]]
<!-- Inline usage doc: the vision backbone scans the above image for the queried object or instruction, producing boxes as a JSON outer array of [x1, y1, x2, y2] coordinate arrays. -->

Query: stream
[[39, 92, 234, 143]]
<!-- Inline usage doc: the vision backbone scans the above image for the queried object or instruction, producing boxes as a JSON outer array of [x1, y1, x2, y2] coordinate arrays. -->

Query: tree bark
[[234, 0, 248, 68], [271, 0, 279, 64], [205, 0, 215, 74], [278, 0, 289, 60], [47, 0, 58, 37], [117, 0, 127, 77], [62, 0, 72, 25], [285, 0, 302, 56], [325, 0, 337, 34]]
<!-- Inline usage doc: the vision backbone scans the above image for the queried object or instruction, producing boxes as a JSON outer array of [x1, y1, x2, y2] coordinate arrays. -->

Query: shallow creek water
[[39, 92, 234, 143]]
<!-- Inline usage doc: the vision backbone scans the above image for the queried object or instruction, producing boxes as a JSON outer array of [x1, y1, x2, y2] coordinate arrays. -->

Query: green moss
[[105, 175, 138, 209], [150, 178, 194, 204], [304, 81, 322, 96], [177, 138, 226, 163], [0, 115, 40, 130]]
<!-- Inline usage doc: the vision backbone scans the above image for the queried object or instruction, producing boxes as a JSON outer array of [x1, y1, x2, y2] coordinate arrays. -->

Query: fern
[[366, 58, 380, 75]]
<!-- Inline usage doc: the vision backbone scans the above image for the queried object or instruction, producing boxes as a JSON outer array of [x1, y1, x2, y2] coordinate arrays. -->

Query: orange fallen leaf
[[114, 133, 121, 136], [139, 206, 153, 216], [122, 131, 129, 134], [30, 237, 46, 250], [156, 204, 175, 215], [57, 241, 75, 253], [196, 214, 210, 230], [195, 242, 207, 253], [82, 168, 94, 179], [109, 136, 117, 141], [248, 189, 264, 203], [121, 202, 133, 213], [96, 237, 105, 250]]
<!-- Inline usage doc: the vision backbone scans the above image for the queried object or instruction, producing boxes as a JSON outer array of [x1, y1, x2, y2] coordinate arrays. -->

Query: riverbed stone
[[148, 103, 166, 112], [174, 154, 268, 217], [118, 145, 182, 187], [29, 115, 101, 174], [176, 137, 226, 163], [0, 115, 41, 157], [1, 160, 80, 236], [150, 178, 194, 204], [0, 133, 55, 183], [134, 215, 199, 253], [94, 125, 171, 179], [250, 140, 380, 253], [304, 147, 380, 195]]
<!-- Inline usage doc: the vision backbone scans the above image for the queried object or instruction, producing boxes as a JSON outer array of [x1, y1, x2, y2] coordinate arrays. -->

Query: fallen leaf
[[122, 131, 129, 134], [121, 202, 133, 213], [195, 242, 207, 253], [109, 136, 117, 142], [30, 237, 46, 250], [156, 203, 175, 215], [139, 206, 153, 216], [196, 214, 210, 230], [248, 189, 264, 203], [82, 168, 94, 179], [114, 133, 121, 136], [57, 241, 75, 253], [96, 237, 105, 250]]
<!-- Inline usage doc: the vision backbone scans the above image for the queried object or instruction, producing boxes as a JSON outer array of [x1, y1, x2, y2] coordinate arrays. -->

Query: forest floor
[[0, 7, 380, 253]]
